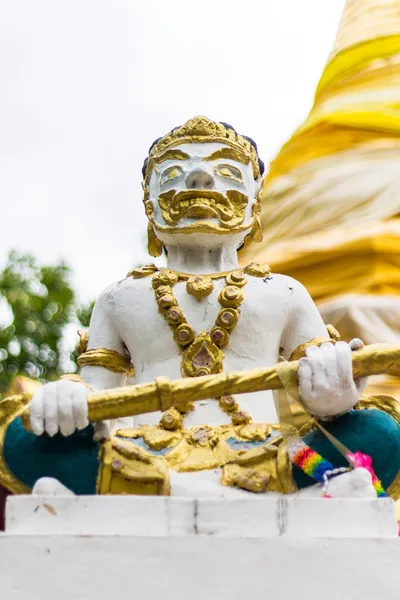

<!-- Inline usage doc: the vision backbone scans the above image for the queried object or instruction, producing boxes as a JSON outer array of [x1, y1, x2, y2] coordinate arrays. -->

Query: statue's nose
[[185, 168, 214, 190]]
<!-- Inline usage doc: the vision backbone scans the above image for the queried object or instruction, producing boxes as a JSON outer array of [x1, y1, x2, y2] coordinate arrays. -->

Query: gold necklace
[[174, 270, 232, 302], [129, 262, 271, 302], [146, 262, 271, 430]]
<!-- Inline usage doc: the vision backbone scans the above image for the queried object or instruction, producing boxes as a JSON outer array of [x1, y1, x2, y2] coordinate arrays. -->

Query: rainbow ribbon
[[289, 440, 334, 484], [289, 441, 388, 497]]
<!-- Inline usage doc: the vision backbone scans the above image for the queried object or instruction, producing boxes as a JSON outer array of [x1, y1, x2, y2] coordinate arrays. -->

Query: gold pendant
[[181, 332, 224, 377], [186, 275, 214, 301]]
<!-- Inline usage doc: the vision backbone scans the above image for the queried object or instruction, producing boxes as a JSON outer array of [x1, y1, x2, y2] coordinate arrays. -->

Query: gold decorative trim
[[243, 262, 271, 278], [0, 394, 31, 494], [60, 373, 93, 390], [150, 216, 254, 236], [289, 336, 333, 361], [128, 264, 270, 282], [144, 116, 261, 182], [97, 436, 170, 495], [77, 329, 88, 356], [78, 348, 135, 376], [220, 437, 295, 494], [203, 147, 251, 168], [356, 394, 400, 427], [127, 264, 159, 279], [326, 324, 341, 342], [147, 222, 163, 257], [186, 275, 214, 301], [388, 471, 400, 501], [173, 269, 232, 280]]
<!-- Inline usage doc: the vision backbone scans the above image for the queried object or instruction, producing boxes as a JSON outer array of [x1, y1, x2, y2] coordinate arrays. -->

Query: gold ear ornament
[[147, 223, 163, 258], [250, 214, 263, 243]]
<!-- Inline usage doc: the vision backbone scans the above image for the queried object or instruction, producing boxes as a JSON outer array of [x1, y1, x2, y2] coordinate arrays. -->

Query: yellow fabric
[[241, 2, 400, 270], [259, 223, 400, 304]]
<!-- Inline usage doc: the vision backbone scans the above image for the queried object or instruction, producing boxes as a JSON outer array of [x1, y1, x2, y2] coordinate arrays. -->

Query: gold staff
[[19, 342, 399, 424]]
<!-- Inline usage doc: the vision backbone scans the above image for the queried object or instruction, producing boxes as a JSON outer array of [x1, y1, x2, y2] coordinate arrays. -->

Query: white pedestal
[[1, 496, 399, 600]]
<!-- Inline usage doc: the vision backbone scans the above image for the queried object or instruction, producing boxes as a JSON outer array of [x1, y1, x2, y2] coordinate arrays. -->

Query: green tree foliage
[[76, 301, 95, 328], [0, 250, 94, 398]]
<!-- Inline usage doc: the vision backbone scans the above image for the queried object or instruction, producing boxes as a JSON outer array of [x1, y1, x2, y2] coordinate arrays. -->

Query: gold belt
[[97, 422, 296, 496]]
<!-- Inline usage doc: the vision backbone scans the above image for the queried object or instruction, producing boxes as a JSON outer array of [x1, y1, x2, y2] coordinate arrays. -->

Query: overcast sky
[[1, 0, 346, 301]]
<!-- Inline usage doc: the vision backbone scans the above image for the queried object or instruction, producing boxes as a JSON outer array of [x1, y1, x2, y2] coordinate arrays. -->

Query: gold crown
[[145, 116, 261, 180]]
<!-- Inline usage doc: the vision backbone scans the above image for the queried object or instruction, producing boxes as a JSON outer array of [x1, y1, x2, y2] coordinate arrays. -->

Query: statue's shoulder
[[111, 264, 159, 291], [267, 273, 316, 310], [126, 264, 159, 280], [95, 265, 158, 308], [249, 269, 309, 297]]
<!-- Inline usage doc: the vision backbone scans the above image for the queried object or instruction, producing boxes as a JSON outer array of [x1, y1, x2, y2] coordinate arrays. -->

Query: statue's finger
[[349, 338, 364, 351], [298, 357, 312, 400], [335, 341, 353, 386], [58, 388, 75, 437], [43, 382, 59, 437], [320, 342, 338, 383], [72, 384, 89, 430], [305, 346, 326, 390], [30, 388, 45, 436]]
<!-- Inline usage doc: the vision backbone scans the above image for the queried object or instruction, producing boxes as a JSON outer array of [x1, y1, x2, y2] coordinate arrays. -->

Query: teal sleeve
[[4, 417, 101, 495], [293, 409, 400, 490]]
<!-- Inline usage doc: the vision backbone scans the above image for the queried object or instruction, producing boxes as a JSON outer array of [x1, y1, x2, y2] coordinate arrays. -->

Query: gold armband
[[289, 325, 341, 361], [78, 348, 135, 376]]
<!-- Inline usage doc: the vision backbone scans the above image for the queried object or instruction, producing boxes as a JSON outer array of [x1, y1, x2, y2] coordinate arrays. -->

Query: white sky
[[1, 0, 346, 302]]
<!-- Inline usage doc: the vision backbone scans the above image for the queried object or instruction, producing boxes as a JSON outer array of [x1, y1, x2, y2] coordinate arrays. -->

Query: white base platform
[[5, 495, 399, 537], [1, 496, 399, 600]]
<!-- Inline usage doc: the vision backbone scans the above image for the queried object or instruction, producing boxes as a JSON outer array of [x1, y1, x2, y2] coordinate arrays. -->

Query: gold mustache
[[158, 189, 249, 228]]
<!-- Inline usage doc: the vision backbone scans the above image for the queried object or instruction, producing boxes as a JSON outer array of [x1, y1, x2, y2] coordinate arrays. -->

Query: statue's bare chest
[[111, 275, 291, 373]]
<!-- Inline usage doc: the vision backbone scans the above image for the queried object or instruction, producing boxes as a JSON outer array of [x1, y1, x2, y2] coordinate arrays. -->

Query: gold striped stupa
[[241, 0, 400, 398]]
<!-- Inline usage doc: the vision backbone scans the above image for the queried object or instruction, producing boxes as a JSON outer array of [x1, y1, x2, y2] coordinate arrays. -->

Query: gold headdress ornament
[[143, 116, 262, 183]]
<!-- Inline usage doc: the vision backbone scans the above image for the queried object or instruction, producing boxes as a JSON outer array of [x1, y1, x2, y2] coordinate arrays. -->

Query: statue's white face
[[147, 142, 259, 240]]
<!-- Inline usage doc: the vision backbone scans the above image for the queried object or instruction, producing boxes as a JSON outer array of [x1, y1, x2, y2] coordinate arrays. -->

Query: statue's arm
[[279, 276, 364, 420], [29, 283, 128, 438], [79, 284, 127, 391], [279, 276, 328, 358]]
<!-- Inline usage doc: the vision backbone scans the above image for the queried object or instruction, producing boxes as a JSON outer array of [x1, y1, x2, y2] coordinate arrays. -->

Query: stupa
[[242, 0, 400, 403]]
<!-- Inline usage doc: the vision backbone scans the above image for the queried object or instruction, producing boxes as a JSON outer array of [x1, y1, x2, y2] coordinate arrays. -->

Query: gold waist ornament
[[97, 391, 400, 497], [97, 420, 296, 495]]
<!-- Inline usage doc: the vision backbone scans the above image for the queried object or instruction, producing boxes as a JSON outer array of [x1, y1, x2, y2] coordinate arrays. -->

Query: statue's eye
[[215, 164, 243, 183], [161, 166, 183, 185]]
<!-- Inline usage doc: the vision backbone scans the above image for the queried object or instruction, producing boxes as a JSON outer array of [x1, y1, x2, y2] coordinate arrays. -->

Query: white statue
[[1, 117, 398, 500]]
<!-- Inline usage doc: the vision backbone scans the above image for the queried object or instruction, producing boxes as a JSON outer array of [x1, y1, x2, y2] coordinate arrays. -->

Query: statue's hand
[[30, 380, 89, 437], [298, 341, 366, 420]]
